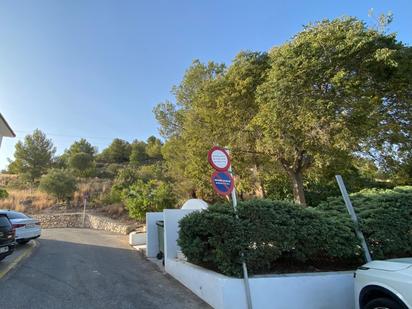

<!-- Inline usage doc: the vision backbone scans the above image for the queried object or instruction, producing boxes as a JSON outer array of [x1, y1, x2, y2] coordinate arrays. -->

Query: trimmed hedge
[[317, 186, 412, 260], [178, 200, 361, 277], [178, 187, 412, 277]]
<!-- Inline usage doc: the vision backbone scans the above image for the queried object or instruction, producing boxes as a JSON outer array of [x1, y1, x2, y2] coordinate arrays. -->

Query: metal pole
[[228, 162, 253, 309], [335, 175, 372, 263], [82, 197, 87, 228]]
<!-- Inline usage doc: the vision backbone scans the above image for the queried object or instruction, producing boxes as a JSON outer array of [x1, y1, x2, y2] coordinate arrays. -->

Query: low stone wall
[[34, 213, 83, 229], [32, 213, 142, 235]]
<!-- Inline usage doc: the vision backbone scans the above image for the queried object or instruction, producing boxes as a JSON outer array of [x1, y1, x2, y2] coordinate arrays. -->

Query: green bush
[[39, 169, 77, 203], [317, 186, 412, 260], [0, 188, 8, 199], [68, 152, 95, 177], [122, 179, 176, 220], [178, 200, 361, 277]]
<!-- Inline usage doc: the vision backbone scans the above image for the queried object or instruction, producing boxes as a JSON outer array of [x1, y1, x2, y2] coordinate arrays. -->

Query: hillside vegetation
[[2, 16, 411, 221]]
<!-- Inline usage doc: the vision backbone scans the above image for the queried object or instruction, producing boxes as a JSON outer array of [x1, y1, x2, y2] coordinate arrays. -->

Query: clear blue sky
[[0, 0, 411, 170]]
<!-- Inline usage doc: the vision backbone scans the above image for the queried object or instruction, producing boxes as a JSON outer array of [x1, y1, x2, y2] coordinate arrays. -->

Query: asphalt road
[[0, 228, 210, 309]]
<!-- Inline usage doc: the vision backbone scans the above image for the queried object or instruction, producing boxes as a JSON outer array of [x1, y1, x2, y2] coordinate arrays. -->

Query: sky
[[0, 0, 411, 170]]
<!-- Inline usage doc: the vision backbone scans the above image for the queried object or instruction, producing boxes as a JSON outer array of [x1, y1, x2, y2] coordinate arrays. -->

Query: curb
[[0, 240, 38, 280]]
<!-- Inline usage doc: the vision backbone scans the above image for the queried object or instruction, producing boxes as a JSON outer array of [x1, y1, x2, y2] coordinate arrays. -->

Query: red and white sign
[[208, 146, 230, 171]]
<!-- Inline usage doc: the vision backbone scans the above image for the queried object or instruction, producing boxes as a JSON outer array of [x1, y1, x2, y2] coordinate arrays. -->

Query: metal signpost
[[208, 146, 253, 309], [82, 192, 90, 228], [335, 175, 372, 263]]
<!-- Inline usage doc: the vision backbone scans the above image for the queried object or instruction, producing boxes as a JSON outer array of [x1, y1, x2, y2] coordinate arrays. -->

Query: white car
[[355, 258, 412, 309], [0, 210, 41, 244]]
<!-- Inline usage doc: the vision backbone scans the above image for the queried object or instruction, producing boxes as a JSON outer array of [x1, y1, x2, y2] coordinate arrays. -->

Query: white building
[[0, 113, 16, 149]]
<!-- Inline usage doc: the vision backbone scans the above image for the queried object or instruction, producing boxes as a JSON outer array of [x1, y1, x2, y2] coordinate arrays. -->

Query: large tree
[[98, 138, 131, 164], [155, 53, 272, 200], [11, 129, 56, 184], [65, 138, 97, 158], [254, 17, 412, 205], [62, 138, 97, 177]]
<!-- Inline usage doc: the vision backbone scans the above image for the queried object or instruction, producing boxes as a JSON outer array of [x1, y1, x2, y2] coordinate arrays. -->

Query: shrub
[[68, 152, 95, 177], [122, 179, 176, 220], [39, 169, 77, 203], [317, 186, 412, 260], [178, 200, 361, 277], [0, 188, 8, 199]]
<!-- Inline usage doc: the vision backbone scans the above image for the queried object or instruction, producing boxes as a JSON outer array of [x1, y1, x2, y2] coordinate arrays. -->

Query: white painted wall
[[146, 212, 164, 257], [163, 209, 196, 260], [147, 209, 356, 309], [167, 258, 355, 309], [167, 258, 226, 309], [129, 232, 146, 246]]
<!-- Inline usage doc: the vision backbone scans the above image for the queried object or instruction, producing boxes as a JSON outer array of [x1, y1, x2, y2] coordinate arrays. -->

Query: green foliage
[[145, 136, 163, 161], [122, 179, 176, 220], [130, 140, 148, 165], [155, 17, 412, 206], [98, 139, 131, 164], [39, 169, 77, 202], [68, 152, 95, 177], [66, 139, 97, 157], [155, 53, 271, 201], [317, 186, 412, 259], [129, 136, 163, 166], [178, 200, 361, 277], [254, 17, 411, 205], [0, 188, 9, 199], [113, 167, 140, 191], [11, 129, 56, 184]]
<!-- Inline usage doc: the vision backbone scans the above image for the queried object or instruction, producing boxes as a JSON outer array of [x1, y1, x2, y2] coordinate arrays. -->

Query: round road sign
[[211, 171, 234, 196], [208, 146, 230, 171]]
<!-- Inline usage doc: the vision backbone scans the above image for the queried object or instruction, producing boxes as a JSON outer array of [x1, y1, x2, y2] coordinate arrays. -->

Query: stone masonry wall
[[32, 213, 143, 235]]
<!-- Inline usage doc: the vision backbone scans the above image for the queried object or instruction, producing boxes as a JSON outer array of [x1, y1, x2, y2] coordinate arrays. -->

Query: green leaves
[[12, 129, 56, 184], [180, 188, 412, 277], [122, 179, 176, 220], [318, 186, 412, 259], [39, 169, 77, 203], [68, 152, 95, 177], [178, 199, 361, 277], [254, 17, 411, 204]]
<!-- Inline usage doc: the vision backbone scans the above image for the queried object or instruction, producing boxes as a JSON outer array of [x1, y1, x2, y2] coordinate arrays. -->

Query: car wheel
[[365, 298, 403, 309], [17, 239, 30, 245]]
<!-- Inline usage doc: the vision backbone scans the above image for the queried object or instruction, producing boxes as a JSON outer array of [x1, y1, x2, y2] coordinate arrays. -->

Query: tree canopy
[[155, 17, 412, 205], [11, 129, 56, 184], [254, 17, 411, 204], [98, 138, 131, 164]]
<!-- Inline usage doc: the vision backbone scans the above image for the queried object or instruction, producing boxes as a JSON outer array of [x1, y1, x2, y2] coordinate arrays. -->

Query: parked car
[[355, 258, 412, 309], [0, 213, 15, 261], [0, 210, 41, 245]]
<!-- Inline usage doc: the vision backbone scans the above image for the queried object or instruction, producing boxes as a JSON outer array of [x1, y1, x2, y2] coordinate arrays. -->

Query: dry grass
[[0, 174, 18, 187], [0, 189, 55, 213], [100, 203, 126, 218], [0, 177, 127, 219], [73, 179, 112, 207]]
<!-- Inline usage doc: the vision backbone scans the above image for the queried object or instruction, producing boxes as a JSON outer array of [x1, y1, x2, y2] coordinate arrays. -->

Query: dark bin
[[156, 220, 164, 261]]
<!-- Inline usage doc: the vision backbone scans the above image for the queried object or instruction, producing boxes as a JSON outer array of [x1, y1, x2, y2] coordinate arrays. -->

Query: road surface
[[0, 228, 210, 309]]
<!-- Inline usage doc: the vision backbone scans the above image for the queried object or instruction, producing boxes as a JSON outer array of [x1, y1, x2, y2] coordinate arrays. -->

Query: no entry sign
[[211, 171, 234, 196], [208, 146, 230, 171]]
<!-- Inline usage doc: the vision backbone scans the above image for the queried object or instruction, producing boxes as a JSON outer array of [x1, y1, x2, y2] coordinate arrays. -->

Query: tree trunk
[[288, 169, 306, 206], [252, 164, 266, 198]]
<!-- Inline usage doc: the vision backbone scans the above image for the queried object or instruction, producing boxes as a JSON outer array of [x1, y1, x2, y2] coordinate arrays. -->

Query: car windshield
[[0, 215, 11, 228]]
